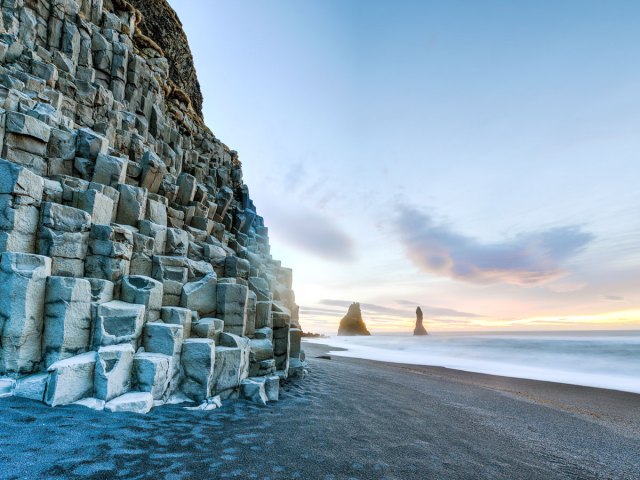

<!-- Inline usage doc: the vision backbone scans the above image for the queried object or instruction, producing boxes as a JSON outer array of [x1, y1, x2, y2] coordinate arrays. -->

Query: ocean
[[305, 331, 640, 394]]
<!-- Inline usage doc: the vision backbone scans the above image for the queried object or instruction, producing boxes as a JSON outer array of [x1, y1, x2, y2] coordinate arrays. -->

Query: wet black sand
[[0, 341, 639, 479]]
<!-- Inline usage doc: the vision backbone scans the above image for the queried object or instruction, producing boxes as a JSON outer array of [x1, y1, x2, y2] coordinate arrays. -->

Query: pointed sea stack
[[337, 303, 371, 336], [413, 307, 428, 336]]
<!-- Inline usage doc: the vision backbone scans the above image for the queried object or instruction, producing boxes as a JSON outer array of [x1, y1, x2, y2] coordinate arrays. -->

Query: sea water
[[305, 331, 640, 394]]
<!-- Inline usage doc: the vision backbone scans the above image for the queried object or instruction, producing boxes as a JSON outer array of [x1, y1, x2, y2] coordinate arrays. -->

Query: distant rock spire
[[413, 306, 428, 336], [337, 303, 371, 336]]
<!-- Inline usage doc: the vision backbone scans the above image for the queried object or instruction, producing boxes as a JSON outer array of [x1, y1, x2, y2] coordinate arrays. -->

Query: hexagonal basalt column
[[133, 352, 172, 400], [212, 333, 250, 398], [120, 275, 163, 322], [216, 282, 248, 337], [37, 202, 92, 277], [180, 272, 217, 317], [0, 252, 51, 374], [180, 338, 215, 402], [43, 276, 93, 367], [94, 344, 135, 401], [91, 300, 145, 348], [45, 352, 97, 407]]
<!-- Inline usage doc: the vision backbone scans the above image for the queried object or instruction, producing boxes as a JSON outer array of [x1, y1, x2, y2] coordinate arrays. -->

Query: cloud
[[318, 299, 480, 318], [604, 295, 625, 301], [279, 163, 348, 211], [319, 299, 407, 316], [300, 306, 349, 316], [282, 162, 306, 193], [545, 280, 587, 293], [393, 299, 481, 318], [395, 205, 594, 286], [266, 205, 356, 262]]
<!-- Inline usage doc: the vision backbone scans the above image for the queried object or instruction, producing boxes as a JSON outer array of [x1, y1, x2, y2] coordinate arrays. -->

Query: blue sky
[[170, 0, 640, 332]]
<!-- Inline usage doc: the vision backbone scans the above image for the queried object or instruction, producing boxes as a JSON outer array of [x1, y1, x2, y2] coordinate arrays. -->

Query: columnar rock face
[[413, 306, 428, 336], [337, 303, 371, 336], [43, 276, 93, 367], [0, 252, 51, 373], [0, 0, 302, 412]]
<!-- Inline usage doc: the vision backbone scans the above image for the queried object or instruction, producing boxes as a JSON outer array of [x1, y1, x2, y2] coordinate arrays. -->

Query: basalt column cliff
[[0, 0, 302, 413]]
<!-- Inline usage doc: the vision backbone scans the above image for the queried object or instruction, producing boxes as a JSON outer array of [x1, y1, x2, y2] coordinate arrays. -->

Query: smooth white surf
[[305, 331, 640, 394]]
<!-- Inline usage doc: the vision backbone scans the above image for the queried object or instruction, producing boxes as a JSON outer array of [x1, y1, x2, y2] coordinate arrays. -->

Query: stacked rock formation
[[413, 306, 428, 336], [0, 0, 303, 413], [337, 303, 370, 336]]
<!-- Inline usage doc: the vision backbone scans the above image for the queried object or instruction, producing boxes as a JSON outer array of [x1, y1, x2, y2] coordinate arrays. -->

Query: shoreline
[[303, 333, 640, 395], [0, 342, 638, 479], [304, 341, 640, 439]]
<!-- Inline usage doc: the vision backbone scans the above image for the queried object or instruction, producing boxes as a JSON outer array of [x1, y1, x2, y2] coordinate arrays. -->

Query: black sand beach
[[1, 341, 639, 480]]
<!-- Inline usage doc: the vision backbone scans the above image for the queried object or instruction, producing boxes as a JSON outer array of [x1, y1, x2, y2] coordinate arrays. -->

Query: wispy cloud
[[393, 299, 482, 318], [317, 299, 480, 318], [300, 306, 350, 316], [282, 162, 306, 194], [604, 295, 625, 301], [394, 205, 594, 286], [265, 204, 356, 262], [279, 162, 349, 212]]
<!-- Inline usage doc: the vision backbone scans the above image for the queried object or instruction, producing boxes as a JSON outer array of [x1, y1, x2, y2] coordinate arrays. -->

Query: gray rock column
[[140, 150, 166, 193], [142, 322, 184, 358], [0, 252, 51, 374], [212, 332, 250, 397], [115, 184, 147, 226], [92, 153, 127, 187], [45, 351, 96, 406], [85, 224, 133, 284], [161, 306, 192, 339], [43, 276, 93, 367], [73, 188, 114, 226], [94, 344, 135, 401], [120, 275, 163, 322], [180, 272, 217, 317], [151, 255, 188, 306], [255, 301, 273, 329], [133, 352, 171, 400], [181, 338, 215, 402], [91, 300, 145, 348], [216, 282, 248, 337], [272, 309, 291, 373], [0, 158, 43, 254], [191, 318, 224, 343], [249, 336, 275, 377], [246, 290, 257, 337], [38, 202, 92, 277]]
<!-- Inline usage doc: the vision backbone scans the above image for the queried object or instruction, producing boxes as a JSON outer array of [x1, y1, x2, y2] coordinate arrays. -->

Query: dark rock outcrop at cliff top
[[414, 306, 428, 335], [130, 0, 204, 117], [338, 303, 371, 336]]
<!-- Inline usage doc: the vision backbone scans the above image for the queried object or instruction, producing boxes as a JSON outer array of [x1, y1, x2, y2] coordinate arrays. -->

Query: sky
[[170, 0, 640, 333]]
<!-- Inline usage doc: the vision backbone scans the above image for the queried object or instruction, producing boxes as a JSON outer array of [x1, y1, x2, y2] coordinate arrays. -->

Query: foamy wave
[[305, 332, 640, 394]]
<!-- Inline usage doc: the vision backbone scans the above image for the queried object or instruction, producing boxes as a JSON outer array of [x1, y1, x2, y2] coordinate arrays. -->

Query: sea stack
[[338, 303, 371, 336], [413, 307, 428, 336]]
